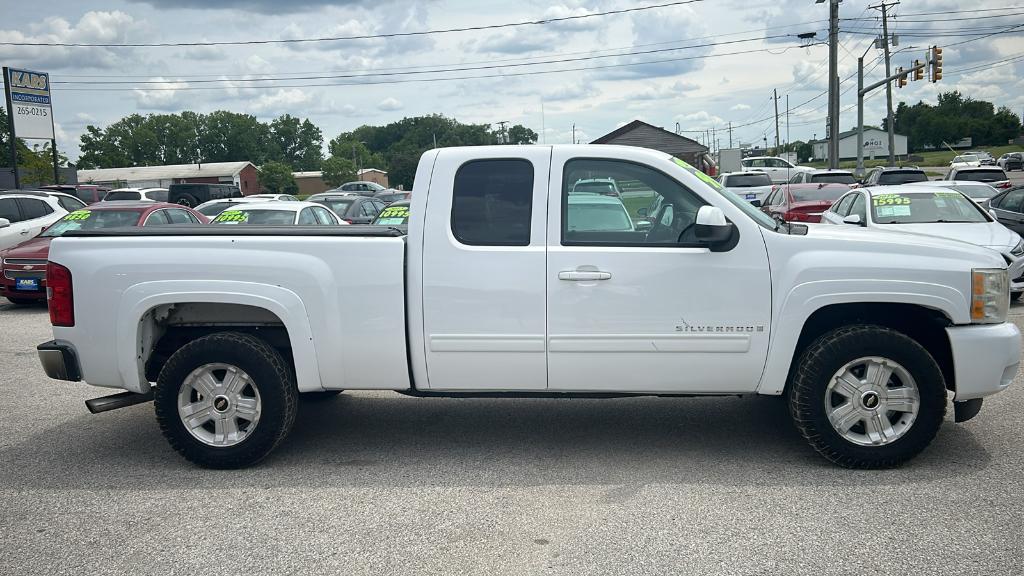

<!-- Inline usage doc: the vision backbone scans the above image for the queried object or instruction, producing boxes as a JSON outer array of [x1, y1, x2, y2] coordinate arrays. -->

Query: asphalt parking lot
[[2, 301, 1023, 575]]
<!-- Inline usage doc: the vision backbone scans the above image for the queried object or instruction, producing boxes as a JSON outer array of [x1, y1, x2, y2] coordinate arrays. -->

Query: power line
[[53, 34, 796, 85], [1, 0, 707, 48]]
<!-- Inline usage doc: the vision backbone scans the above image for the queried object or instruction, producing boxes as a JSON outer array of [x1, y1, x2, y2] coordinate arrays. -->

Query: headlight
[[1011, 239, 1024, 257], [971, 268, 1009, 324]]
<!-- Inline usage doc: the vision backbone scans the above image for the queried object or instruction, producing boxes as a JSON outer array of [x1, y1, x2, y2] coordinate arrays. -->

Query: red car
[[760, 183, 851, 223], [0, 202, 206, 305], [39, 184, 112, 205]]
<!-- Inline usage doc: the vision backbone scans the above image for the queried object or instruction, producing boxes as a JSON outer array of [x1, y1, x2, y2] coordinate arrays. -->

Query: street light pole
[[820, 0, 841, 169]]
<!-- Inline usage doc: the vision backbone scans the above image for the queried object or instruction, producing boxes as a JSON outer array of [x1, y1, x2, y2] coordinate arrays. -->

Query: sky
[[1, 0, 1022, 162]]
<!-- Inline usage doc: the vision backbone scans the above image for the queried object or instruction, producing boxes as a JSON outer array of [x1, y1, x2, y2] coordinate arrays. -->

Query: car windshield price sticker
[[214, 210, 248, 223], [872, 194, 911, 206], [63, 210, 91, 221]]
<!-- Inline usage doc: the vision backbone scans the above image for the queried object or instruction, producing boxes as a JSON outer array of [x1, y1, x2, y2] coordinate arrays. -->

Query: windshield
[[41, 209, 141, 236], [103, 191, 141, 201], [314, 199, 354, 215], [955, 169, 1007, 183], [878, 171, 927, 185], [724, 173, 771, 187], [572, 181, 618, 195], [212, 209, 296, 225], [871, 191, 988, 224], [791, 186, 848, 202], [671, 157, 778, 230], [197, 202, 231, 216], [373, 204, 411, 226], [810, 173, 856, 184]]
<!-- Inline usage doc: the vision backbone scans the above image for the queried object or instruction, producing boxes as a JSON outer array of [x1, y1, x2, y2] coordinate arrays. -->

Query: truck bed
[[64, 225, 407, 238]]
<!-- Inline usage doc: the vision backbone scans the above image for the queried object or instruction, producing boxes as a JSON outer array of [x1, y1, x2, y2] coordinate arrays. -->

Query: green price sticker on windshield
[[872, 195, 911, 206], [672, 157, 723, 191], [214, 210, 248, 223], [378, 206, 409, 219], [64, 210, 91, 221]]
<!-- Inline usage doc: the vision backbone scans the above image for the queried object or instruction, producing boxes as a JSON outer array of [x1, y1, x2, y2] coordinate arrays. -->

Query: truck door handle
[[558, 270, 612, 281]]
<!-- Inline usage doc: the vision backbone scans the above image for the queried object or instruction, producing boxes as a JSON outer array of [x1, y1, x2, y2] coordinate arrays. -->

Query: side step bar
[[85, 389, 154, 414]]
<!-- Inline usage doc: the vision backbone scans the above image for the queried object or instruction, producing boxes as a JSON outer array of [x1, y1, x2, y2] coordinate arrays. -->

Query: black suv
[[863, 166, 928, 186], [169, 183, 241, 207]]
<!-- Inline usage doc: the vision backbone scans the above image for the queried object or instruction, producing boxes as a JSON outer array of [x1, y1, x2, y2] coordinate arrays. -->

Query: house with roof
[[77, 161, 259, 195]]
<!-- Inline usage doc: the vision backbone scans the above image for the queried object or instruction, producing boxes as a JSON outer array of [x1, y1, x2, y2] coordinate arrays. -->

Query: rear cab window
[[451, 159, 533, 246]]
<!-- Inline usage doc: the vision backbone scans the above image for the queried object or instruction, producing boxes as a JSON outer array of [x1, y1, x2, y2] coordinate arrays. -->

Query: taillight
[[785, 211, 810, 222], [998, 182, 1012, 189], [343, 218, 353, 223], [47, 262, 74, 327]]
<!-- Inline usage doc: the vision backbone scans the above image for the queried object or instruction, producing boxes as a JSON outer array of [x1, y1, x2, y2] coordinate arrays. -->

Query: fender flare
[[116, 280, 323, 394], [757, 280, 965, 395]]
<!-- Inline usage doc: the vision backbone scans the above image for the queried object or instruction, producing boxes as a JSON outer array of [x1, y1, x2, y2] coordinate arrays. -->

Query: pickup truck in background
[[36, 145, 1020, 469]]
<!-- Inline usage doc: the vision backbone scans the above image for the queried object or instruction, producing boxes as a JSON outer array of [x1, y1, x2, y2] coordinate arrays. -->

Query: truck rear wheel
[[789, 324, 946, 468], [154, 332, 297, 469]]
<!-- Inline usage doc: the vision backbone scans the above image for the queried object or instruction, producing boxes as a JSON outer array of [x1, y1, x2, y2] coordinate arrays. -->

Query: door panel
[[546, 150, 772, 393], [421, 148, 551, 390]]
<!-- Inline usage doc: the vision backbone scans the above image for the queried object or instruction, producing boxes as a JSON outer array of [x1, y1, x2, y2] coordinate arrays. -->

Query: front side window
[[833, 193, 856, 216], [562, 159, 706, 246], [0, 198, 20, 222], [311, 206, 336, 225], [165, 209, 197, 224], [144, 211, 170, 226], [995, 189, 1024, 213], [849, 193, 867, 221], [56, 195, 86, 211], [451, 159, 533, 246], [297, 208, 319, 225]]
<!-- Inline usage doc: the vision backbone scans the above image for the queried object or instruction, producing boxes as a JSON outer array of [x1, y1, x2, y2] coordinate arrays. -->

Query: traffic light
[[913, 60, 924, 81], [897, 67, 907, 88], [931, 46, 943, 82]]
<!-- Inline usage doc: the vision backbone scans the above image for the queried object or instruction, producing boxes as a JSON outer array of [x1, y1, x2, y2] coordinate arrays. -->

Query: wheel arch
[[759, 301, 955, 396], [117, 281, 323, 394]]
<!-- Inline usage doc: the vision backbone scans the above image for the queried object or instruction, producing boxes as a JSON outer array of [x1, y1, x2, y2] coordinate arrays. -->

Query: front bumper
[[0, 278, 47, 300], [946, 322, 1020, 401], [37, 340, 82, 382]]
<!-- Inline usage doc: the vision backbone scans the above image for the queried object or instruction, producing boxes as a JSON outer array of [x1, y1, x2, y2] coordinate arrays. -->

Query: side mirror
[[990, 209, 999, 220], [694, 205, 736, 250], [636, 207, 648, 217], [842, 214, 864, 226], [749, 199, 762, 207], [0, 218, 9, 229], [635, 220, 653, 232]]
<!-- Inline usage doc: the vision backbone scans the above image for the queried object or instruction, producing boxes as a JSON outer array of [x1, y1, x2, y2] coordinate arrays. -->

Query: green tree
[[506, 124, 539, 145], [271, 114, 323, 171], [321, 156, 357, 187], [0, 106, 35, 167], [259, 161, 297, 194]]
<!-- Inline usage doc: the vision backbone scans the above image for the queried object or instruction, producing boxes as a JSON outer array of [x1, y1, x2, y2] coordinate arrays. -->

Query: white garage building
[[812, 128, 908, 161]]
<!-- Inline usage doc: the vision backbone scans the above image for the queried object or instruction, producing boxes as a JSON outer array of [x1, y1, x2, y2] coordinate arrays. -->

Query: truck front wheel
[[789, 325, 946, 468], [154, 332, 298, 469]]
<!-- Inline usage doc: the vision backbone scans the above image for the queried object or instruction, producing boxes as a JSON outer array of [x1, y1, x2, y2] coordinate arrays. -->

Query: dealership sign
[[4, 67, 55, 140]]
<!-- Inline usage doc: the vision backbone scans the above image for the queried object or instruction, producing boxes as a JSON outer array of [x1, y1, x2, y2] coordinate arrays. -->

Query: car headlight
[[971, 268, 1009, 324], [1011, 239, 1024, 257]]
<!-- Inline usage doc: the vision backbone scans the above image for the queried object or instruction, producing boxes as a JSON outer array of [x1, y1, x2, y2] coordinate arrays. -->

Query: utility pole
[[820, 0, 841, 169], [728, 122, 733, 148], [856, 56, 865, 177], [786, 95, 790, 151], [496, 120, 509, 144], [773, 88, 780, 154], [871, 1, 900, 166], [572, 123, 576, 144], [711, 127, 717, 155]]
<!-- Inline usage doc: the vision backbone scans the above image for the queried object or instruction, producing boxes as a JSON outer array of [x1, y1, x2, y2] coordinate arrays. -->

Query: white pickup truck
[[37, 145, 1020, 469]]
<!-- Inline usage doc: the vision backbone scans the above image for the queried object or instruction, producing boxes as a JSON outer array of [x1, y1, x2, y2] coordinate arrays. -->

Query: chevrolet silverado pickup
[[36, 145, 1020, 469]]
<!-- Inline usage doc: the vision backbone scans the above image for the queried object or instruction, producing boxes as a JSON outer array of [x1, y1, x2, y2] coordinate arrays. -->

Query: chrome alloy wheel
[[825, 356, 920, 447], [177, 363, 261, 447]]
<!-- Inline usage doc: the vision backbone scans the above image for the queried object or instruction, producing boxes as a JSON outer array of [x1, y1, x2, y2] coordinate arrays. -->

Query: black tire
[[300, 390, 343, 402], [154, 332, 298, 469], [175, 193, 199, 208], [1011, 292, 1022, 302], [789, 324, 946, 469], [6, 297, 38, 305]]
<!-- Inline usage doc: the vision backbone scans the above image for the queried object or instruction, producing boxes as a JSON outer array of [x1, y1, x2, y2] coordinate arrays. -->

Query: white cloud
[[730, 103, 751, 111], [0, 11, 146, 70], [133, 78, 191, 110], [377, 97, 403, 111]]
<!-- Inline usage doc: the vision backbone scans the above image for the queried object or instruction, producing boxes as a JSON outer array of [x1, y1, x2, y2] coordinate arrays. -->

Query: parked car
[[193, 197, 274, 219], [862, 166, 928, 186], [39, 190, 87, 212], [169, 183, 241, 208], [717, 171, 773, 204], [950, 155, 981, 169], [246, 194, 299, 201], [0, 191, 69, 251], [372, 200, 411, 231], [788, 169, 857, 185], [822, 185, 1024, 300], [308, 193, 386, 224], [569, 178, 623, 198], [997, 152, 1023, 172], [0, 201, 206, 305], [906, 180, 1000, 207], [945, 166, 1012, 190], [36, 144, 1020, 470], [103, 187, 169, 202], [39, 184, 111, 204], [965, 151, 996, 166], [760, 183, 850, 223], [374, 190, 411, 204], [210, 201, 344, 225], [740, 156, 813, 183], [336, 181, 387, 196], [987, 186, 1024, 238], [566, 193, 639, 233]]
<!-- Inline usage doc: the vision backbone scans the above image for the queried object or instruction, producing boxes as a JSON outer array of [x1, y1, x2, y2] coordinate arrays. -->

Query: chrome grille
[[2, 258, 47, 266], [4, 270, 45, 281]]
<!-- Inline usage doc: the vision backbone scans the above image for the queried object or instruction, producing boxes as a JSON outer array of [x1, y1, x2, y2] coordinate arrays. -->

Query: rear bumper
[[0, 278, 47, 300], [946, 322, 1020, 401], [37, 340, 82, 382]]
